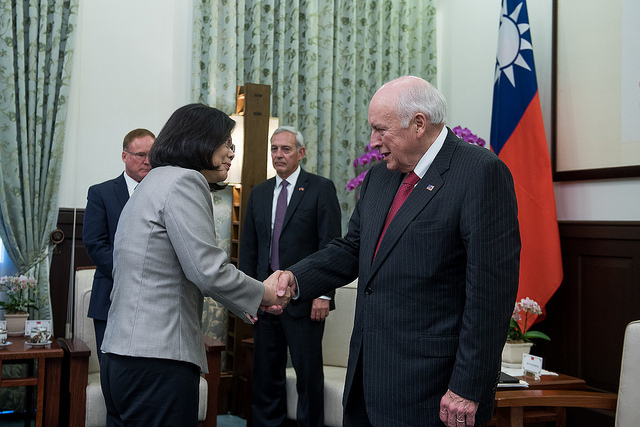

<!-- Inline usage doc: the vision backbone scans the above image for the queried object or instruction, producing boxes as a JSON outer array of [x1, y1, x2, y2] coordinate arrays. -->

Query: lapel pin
[[426, 184, 434, 191], [298, 187, 304, 191]]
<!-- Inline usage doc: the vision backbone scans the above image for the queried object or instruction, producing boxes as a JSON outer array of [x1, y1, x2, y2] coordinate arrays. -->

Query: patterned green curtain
[[202, 187, 234, 351], [192, 0, 437, 228], [0, 0, 78, 324]]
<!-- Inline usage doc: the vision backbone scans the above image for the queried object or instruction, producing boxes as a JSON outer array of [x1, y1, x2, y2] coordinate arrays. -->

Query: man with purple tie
[[240, 126, 342, 426]]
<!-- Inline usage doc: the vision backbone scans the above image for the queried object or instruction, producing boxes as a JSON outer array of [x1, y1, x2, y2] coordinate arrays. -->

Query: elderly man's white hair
[[384, 76, 447, 127]]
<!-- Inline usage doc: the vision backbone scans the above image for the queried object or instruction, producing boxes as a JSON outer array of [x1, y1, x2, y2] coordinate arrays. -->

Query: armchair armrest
[[57, 337, 92, 427], [58, 337, 92, 357], [201, 336, 225, 427]]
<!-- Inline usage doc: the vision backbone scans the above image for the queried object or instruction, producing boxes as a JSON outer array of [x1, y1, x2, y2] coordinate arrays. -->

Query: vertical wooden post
[[239, 83, 271, 236]]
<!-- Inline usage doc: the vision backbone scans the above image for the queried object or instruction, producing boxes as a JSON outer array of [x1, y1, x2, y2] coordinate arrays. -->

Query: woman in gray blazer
[[100, 104, 290, 426]]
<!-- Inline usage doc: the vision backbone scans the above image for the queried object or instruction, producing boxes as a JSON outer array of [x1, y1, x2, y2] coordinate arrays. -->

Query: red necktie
[[374, 171, 420, 259]]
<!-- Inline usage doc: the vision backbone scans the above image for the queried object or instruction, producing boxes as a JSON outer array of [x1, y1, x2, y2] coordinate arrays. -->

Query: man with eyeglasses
[[83, 128, 155, 361]]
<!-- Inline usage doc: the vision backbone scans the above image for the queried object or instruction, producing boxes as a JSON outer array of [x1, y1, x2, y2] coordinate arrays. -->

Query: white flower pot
[[4, 312, 29, 336], [502, 341, 533, 368]]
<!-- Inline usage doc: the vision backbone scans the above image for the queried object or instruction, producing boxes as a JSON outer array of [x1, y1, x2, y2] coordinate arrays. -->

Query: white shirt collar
[[124, 172, 139, 197], [412, 125, 447, 179], [275, 165, 301, 189]]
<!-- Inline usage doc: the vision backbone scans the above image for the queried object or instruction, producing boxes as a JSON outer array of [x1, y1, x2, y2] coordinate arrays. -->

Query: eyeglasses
[[225, 138, 235, 153], [124, 150, 149, 159]]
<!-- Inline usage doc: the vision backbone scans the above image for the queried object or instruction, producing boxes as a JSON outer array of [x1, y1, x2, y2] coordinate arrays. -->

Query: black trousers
[[251, 309, 326, 427], [100, 353, 200, 427]]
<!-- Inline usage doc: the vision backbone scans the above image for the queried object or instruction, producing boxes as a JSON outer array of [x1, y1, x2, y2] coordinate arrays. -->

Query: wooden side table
[[0, 335, 64, 426], [487, 373, 594, 426]]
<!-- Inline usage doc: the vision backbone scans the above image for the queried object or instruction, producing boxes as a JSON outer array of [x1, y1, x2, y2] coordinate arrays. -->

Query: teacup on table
[[29, 327, 51, 344], [0, 328, 7, 344]]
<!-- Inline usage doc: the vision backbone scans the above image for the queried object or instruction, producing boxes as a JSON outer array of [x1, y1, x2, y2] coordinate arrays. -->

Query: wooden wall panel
[[533, 221, 640, 426]]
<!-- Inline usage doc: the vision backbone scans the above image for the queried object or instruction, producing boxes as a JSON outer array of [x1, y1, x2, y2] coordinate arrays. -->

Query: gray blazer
[[101, 166, 264, 373]]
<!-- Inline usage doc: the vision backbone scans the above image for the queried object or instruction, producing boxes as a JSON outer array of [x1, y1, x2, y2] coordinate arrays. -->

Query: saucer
[[25, 340, 52, 347], [0, 341, 12, 348]]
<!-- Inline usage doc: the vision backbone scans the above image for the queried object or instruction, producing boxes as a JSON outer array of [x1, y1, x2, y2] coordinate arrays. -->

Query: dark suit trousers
[[101, 353, 200, 427], [343, 352, 372, 427], [252, 310, 325, 427]]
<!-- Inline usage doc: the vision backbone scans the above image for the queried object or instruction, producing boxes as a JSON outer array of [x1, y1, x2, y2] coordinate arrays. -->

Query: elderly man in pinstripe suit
[[279, 76, 520, 427]]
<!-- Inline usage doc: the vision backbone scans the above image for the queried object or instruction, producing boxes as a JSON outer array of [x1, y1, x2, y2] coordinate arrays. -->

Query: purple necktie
[[270, 180, 289, 271]]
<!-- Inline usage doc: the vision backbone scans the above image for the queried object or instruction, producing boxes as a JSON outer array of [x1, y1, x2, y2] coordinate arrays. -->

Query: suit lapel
[[113, 173, 129, 209], [368, 131, 457, 279], [361, 169, 403, 266], [282, 169, 309, 230], [262, 178, 277, 242]]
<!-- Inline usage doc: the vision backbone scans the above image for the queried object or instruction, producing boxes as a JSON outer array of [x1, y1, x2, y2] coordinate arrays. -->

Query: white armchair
[[58, 267, 224, 427], [285, 280, 357, 427]]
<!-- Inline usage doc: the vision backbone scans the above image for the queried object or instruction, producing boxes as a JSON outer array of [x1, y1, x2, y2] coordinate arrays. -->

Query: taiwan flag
[[490, 0, 563, 328]]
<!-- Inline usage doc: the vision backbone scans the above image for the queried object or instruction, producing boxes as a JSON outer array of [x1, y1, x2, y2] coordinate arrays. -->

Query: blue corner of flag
[[490, 0, 539, 155]]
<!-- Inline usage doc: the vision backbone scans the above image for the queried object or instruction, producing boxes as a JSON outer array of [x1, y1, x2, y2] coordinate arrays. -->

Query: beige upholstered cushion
[[85, 373, 107, 427], [75, 269, 101, 374], [322, 281, 357, 368]]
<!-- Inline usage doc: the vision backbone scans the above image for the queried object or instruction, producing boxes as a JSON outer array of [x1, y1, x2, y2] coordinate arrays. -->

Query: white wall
[[437, 0, 640, 221], [58, 0, 640, 220], [58, 0, 193, 208]]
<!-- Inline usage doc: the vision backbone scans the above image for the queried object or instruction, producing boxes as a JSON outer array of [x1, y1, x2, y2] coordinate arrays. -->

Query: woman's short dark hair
[[149, 104, 235, 189]]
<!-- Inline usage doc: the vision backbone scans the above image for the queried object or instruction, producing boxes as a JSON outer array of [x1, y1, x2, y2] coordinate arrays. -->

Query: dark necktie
[[270, 180, 289, 271], [374, 171, 420, 259]]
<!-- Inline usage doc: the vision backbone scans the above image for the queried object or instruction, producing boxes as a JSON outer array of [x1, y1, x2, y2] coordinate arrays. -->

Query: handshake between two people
[[259, 270, 297, 316]]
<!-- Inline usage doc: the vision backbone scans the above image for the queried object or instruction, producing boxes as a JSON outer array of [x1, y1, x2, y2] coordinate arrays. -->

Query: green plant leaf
[[523, 330, 551, 341]]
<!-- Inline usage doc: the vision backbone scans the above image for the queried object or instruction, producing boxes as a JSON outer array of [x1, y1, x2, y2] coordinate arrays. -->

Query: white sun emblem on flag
[[494, 1, 533, 87]]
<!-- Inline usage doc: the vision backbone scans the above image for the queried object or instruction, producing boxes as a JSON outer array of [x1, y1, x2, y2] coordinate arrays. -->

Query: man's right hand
[[260, 270, 293, 314]]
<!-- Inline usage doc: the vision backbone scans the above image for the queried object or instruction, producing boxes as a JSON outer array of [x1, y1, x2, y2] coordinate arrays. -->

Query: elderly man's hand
[[439, 389, 478, 427]]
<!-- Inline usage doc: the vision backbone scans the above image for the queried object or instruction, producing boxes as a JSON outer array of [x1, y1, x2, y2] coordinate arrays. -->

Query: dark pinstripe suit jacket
[[289, 129, 521, 426]]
